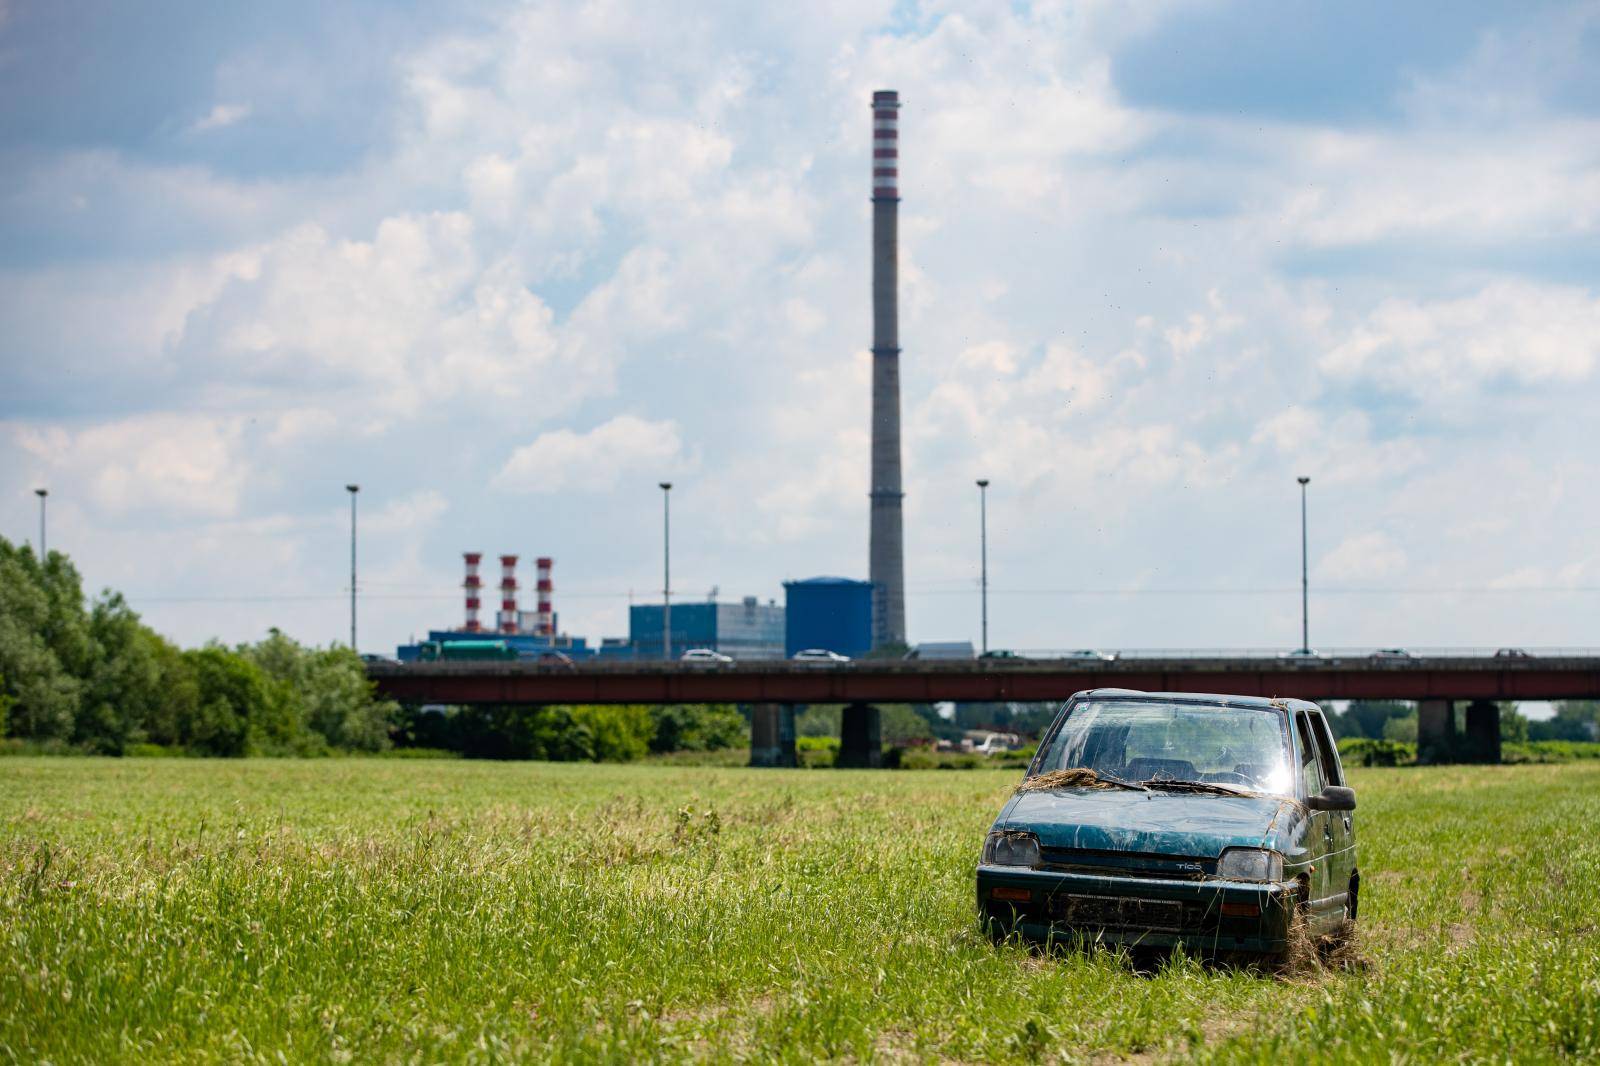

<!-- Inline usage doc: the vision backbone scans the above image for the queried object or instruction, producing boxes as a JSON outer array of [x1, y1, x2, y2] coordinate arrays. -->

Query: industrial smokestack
[[463, 552, 483, 632], [536, 556, 554, 637], [869, 89, 906, 648], [498, 554, 519, 635]]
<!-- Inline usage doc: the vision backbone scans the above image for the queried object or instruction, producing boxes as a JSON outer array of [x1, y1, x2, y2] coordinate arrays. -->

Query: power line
[[121, 584, 1600, 605]]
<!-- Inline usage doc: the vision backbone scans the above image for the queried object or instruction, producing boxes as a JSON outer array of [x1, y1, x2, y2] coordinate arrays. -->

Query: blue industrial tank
[[783, 577, 874, 658]]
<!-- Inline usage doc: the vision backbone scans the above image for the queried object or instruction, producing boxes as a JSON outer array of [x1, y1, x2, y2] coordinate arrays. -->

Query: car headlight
[[1215, 847, 1283, 882], [983, 830, 1041, 868]]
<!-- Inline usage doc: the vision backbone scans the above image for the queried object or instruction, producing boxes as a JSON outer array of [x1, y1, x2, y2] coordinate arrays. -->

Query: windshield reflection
[[1035, 700, 1294, 796]]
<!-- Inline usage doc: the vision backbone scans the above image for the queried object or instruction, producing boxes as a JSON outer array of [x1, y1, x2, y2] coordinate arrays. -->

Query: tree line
[[0, 538, 746, 760]]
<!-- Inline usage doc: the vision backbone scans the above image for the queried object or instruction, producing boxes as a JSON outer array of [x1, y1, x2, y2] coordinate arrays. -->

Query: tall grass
[[2, 758, 1597, 1062]]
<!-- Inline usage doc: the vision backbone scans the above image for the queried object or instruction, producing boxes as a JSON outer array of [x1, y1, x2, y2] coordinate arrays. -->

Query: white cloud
[[1315, 531, 1407, 583], [10, 414, 249, 518], [1321, 280, 1600, 397], [191, 103, 252, 132], [492, 416, 682, 493]]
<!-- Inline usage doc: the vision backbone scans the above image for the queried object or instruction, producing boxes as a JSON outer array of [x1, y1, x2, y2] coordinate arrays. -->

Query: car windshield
[[1035, 699, 1294, 795]]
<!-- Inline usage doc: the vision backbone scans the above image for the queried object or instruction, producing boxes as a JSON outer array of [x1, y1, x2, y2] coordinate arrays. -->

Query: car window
[[1035, 699, 1294, 794], [1309, 712, 1343, 787], [1294, 713, 1324, 798]]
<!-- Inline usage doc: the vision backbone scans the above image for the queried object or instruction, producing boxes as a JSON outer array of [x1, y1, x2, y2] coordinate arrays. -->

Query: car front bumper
[[976, 864, 1299, 954]]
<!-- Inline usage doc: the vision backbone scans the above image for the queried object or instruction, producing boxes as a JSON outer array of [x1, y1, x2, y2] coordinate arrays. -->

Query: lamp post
[[34, 488, 47, 558], [976, 479, 989, 656], [1297, 476, 1310, 654], [346, 484, 359, 652], [659, 482, 672, 661]]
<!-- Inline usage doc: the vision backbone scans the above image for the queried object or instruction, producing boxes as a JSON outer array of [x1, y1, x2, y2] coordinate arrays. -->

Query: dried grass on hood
[[1014, 768, 1125, 794]]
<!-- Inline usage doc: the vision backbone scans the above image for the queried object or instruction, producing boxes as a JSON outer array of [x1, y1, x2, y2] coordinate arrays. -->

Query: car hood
[[996, 787, 1297, 858]]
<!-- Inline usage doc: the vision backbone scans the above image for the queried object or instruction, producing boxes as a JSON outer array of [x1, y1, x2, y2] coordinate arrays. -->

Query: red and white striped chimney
[[872, 89, 899, 200], [536, 556, 554, 636], [462, 552, 483, 632], [498, 554, 519, 634]]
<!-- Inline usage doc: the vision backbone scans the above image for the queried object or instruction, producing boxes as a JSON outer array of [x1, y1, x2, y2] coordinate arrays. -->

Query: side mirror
[[1309, 785, 1356, 812]]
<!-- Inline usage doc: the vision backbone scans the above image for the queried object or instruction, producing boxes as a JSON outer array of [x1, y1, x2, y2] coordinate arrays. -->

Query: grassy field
[[2, 758, 1598, 1063]]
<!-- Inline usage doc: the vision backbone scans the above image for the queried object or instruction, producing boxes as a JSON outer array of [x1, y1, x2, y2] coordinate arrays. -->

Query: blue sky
[[2, 0, 1598, 655]]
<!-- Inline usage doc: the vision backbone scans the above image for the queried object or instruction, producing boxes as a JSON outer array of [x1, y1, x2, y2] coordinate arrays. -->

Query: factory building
[[784, 577, 873, 659], [396, 552, 593, 661], [628, 596, 784, 660]]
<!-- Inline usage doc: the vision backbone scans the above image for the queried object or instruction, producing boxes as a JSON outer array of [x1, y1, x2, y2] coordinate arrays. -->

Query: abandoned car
[[977, 690, 1357, 959]]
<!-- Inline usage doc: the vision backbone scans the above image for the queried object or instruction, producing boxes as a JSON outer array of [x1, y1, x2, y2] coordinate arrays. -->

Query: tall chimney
[[498, 554, 519, 634], [536, 556, 554, 637], [462, 552, 483, 632], [869, 89, 907, 648]]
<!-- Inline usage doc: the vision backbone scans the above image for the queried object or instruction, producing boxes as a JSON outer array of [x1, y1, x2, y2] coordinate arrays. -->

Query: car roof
[[1073, 688, 1322, 713]]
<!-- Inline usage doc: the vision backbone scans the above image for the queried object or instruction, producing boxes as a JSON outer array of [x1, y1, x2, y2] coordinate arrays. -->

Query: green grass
[[2, 759, 1598, 1063]]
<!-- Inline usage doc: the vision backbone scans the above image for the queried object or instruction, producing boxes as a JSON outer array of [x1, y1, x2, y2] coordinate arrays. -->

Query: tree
[[649, 704, 746, 753], [76, 593, 172, 754], [245, 630, 393, 753], [0, 541, 85, 739], [1498, 704, 1530, 743], [1330, 701, 1413, 740], [183, 646, 281, 756], [1529, 702, 1600, 742]]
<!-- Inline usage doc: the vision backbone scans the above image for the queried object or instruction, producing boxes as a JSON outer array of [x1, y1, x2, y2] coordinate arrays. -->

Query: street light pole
[[659, 482, 672, 661], [1297, 476, 1310, 653], [34, 488, 47, 558], [976, 479, 989, 656], [346, 484, 359, 651]]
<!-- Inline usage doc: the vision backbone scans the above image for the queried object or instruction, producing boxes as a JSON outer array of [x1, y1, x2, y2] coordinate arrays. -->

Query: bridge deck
[[368, 656, 1600, 705]]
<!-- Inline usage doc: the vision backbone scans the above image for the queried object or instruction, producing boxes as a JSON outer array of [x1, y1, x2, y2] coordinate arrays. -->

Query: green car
[[977, 690, 1357, 961]]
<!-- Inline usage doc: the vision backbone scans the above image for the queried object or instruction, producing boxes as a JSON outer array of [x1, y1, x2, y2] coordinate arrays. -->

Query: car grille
[[1038, 847, 1214, 881]]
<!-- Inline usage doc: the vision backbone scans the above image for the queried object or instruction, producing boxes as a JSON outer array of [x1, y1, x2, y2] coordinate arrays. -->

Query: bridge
[[367, 653, 1600, 768]]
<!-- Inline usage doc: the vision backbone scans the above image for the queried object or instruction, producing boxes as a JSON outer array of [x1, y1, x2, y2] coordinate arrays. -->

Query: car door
[[1309, 710, 1355, 918], [1292, 711, 1332, 917]]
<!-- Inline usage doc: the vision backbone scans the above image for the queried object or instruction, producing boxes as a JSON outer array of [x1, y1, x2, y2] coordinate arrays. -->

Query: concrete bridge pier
[[1417, 699, 1457, 764], [1420, 699, 1502, 764], [1462, 700, 1502, 763], [749, 704, 797, 767], [837, 703, 883, 768]]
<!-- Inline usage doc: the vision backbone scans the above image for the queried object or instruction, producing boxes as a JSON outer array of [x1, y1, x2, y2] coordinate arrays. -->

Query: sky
[[2, 0, 1598, 656]]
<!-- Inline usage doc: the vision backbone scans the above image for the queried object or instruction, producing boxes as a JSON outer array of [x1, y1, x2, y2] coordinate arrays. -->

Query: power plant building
[[784, 577, 874, 659], [629, 597, 784, 660]]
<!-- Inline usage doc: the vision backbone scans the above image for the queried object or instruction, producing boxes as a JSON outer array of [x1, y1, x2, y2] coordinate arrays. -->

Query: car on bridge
[[1060, 649, 1117, 662], [977, 690, 1357, 964], [681, 648, 734, 665], [792, 648, 851, 665]]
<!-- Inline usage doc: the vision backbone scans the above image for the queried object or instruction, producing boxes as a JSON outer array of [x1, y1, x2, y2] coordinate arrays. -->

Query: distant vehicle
[[417, 639, 517, 662], [979, 650, 1026, 661], [792, 648, 851, 664], [1369, 648, 1413, 660], [1494, 648, 1534, 660], [359, 653, 396, 665], [1277, 648, 1325, 663], [681, 648, 734, 664], [972, 731, 1023, 755], [904, 641, 976, 661], [1061, 649, 1117, 662], [538, 651, 575, 667]]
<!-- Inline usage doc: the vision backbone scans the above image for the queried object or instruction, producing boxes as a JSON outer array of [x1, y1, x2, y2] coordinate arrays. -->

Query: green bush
[[1337, 737, 1416, 766], [124, 743, 187, 758], [648, 704, 746, 753], [1502, 740, 1600, 764]]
